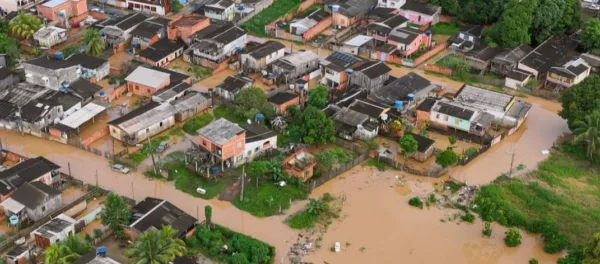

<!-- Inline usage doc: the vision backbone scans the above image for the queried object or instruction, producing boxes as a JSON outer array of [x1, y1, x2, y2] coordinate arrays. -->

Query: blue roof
[[42, 0, 69, 7]]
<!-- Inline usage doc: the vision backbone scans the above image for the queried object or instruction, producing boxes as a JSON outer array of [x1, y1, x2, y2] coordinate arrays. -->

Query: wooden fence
[[311, 152, 369, 190], [379, 156, 448, 177]]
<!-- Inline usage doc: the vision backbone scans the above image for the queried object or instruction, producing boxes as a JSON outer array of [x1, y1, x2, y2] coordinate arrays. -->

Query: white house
[[185, 24, 247, 66], [377, 0, 405, 9], [505, 70, 531, 90], [216, 75, 253, 101], [125, 0, 169, 15], [242, 123, 277, 163], [546, 58, 591, 89], [108, 102, 177, 145], [33, 26, 68, 48], [204, 0, 236, 21], [241, 40, 285, 72], [31, 214, 76, 248]]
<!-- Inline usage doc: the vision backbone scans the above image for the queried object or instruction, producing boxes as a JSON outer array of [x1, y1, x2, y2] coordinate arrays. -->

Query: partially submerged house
[[197, 118, 246, 168], [0, 66, 20, 91], [404, 132, 435, 162], [96, 13, 149, 48], [33, 26, 68, 49], [580, 53, 600, 73], [464, 45, 504, 71], [216, 75, 253, 101], [505, 70, 532, 90], [429, 100, 493, 137], [331, 106, 379, 140], [283, 149, 316, 182], [398, 0, 441, 25], [170, 91, 210, 122], [108, 102, 178, 145], [289, 8, 332, 42], [1, 181, 61, 222], [240, 40, 285, 72], [324, 0, 378, 28], [0, 157, 60, 200], [268, 92, 299, 116], [31, 214, 77, 248], [369, 72, 438, 106], [24, 54, 109, 87], [73, 250, 121, 264], [128, 197, 197, 239], [490, 45, 533, 76], [517, 35, 579, 79], [349, 61, 391, 92], [545, 57, 591, 89], [320, 51, 363, 89], [242, 123, 277, 162], [270, 50, 319, 82], [138, 39, 185, 67], [19, 91, 83, 135]]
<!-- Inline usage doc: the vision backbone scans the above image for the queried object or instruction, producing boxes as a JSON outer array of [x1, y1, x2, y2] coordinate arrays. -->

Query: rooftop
[[41, 0, 69, 8], [292, 8, 330, 30], [416, 97, 437, 112], [69, 79, 103, 100], [125, 66, 171, 89], [332, 107, 369, 127], [243, 123, 277, 143], [58, 102, 106, 130], [344, 35, 373, 47], [108, 102, 178, 134], [217, 75, 253, 93], [113, 13, 149, 31], [8, 181, 60, 210], [368, 14, 408, 34], [506, 70, 531, 82], [74, 251, 121, 264], [322, 51, 363, 72], [432, 101, 476, 120], [454, 84, 515, 113], [170, 14, 207, 27], [404, 132, 435, 153], [130, 197, 197, 238], [492, 45, 533, 65], [459, 24, 483, 37], [354, 61, 391, 79], [400, 0, 440, 16], [198, 118, 245, 145], [278, 50, 319, 68], [268, 92, 299, 105], [0, 83, 47, 106], [324, 0, 377, 17], [130, 21, 164, 39], [389, 27, 422, 45], [465, 45, 504, 62], [549, 58, 590, 78], [33, 214, 76, 238], [170, 91, 208, 112], [153, 82, 192, 102], [0, 157, 59, 195], [370, 72, 436, 105], [519, 35, 578, 74], [138, 39, 185, 62], [580, 53, 600, 68], [33, 26, 66, 39], [245, 40, 285, 60], [348, 99, 387, 119]]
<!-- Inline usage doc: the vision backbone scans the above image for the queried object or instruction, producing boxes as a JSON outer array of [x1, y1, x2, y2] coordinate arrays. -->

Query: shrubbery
[[504, 229, 522, 247], [408, 197, 423, 209]]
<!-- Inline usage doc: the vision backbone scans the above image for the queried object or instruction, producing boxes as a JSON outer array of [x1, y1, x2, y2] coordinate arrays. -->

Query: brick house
[[283, 149, 316, 182], [268, 92, 299, 116], [387, 27, 431, 57], [167, 14, 210, 45], [197, 118, 246, 168], [415, 97, 436, 126], [38, 0, 88, 24], [398, 0, 441, 26], [124, 65, 191, 97], [289, 8, 332, 42]]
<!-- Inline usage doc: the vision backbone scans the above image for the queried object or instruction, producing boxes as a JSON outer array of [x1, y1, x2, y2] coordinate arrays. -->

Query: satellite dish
[[381, 114, 388, 121]]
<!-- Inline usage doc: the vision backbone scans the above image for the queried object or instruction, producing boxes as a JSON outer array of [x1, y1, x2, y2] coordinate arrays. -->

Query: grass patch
[[168, 127, 184, 137], [287, 209, 318, 229], [128, 135, 169, 165], [363, 158, 386, 171], [182, 113, 214, 135], [241, 0, 302, 37], [192, 66, 212, 79], [286, 193, 338, 229], [232, 182, 308, 217], [431, 22, 460, 35], [213, 105, 247, 125]]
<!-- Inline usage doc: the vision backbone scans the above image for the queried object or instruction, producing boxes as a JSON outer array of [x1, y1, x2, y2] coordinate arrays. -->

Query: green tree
[[266, 159, 285, 181], [559, 246, 585, 264], [230, 253, 251, 264], [9, 11, 42, 39], [482, 222, 493, 237], [559, 0, 582, 33], [126, 226, 187, 264], [504, 229, 522, 247], [306, 198, 326, 215], [399, 135, 419, 166], [62, 45, 81, 58], [100, 193, 131, 239], [45, 235, 93, 264], [246, 161, 268, 185], [172, 1, 183, 12], [448, 136, 457, 148], [531, 0, 565, 44], [490, 0, 538, 48], [458, 0, 504, 24], [0, 20, 8, 34], [205, 205, 212, 227], [559, 75, 600, 129], [436, 149, 458, 168], [582, 19, 600, 51], [315, 150, 337, 171], [307, 85, 329, 109], [583, 232, 600, 264], [234, 87, 276, 119], [572, 111, 600, 161], [93, 229, 103, 240], [287, 105, 299, 118], [362, 139, 380, 153], [83, 28, 104, 57], [429, 0, 459, 16], [0, 33, 20, 68], [294, 106, 335, 145]]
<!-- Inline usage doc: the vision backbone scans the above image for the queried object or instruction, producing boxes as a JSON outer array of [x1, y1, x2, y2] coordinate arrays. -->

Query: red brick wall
[[414, 42, 448, 66], [424, 63, 453, 76], [303, 16, 332, 42]]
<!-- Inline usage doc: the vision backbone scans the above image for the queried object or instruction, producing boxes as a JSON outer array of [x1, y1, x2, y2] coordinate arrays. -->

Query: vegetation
[[293, 106, 335, 145], [287, 194, 338, 229], [399, 135, 419, 166], [0, 33, 20, 68], [482, 222, 493, 237], [307, 85, 329, 109], [436, 149, 459, 168], [171, 0, 183, 12], [435, 55, 471, 78], [560, 75, 600, 130], [126, 226, 187, 264], [45, 235, 93, 264], [315, 147, 353, 171], [232, 179, 308, 217], [128, 135, 169, 165], [83, 28, 104, 57], [430, 22, 460, 35], [234, 87, 276, 120], [214, 105, 247, 125], [408, 197, 424, 209], [583, 232, 600, 263], [9, 12, 42, 39], [192, 65, 212, 79], [504, 229, 522, 247], [182, 113, 214, 135], [241, 0, 302, 36], [62, 45, 81, 58], [100, 193, 131, 239], [461, 213, 476, 223], [530, 259, 539, 264], [205, 205, 212, 227], [572, 110, 600, 161], [582, 19, 600, 51]]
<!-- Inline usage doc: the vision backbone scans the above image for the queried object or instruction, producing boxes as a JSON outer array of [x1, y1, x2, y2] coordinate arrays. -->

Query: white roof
[[344, 35, 373, 47], [1, 198, 25, 214], [59, 102, 107, 129], [125, 67, 170, 89], [42, 0, 68, 7], [33, 26, 67, 39], [118, 103, 178, 134]]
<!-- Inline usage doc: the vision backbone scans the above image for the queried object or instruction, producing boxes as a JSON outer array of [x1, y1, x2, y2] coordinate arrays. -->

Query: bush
[[322, 193, 332, 202], [408, 197, 423, 209], [465, 147, 478, 157], [461, 213, 475, 223], [482, 222, 492, 237], [504, 229, 522, 247], [529, 259, 538, 264]]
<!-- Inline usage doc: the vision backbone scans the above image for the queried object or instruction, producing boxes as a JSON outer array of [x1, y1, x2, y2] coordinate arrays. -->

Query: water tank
[[55, 52, 64, 60], [394, 100, 403, 109], [407, 94, 415, 101], [381, 113, 388, 121], [211, 167, 219, 174], [331, 5, 340, 12], [236, 47, 242, 53], [289, 84, 295, 90], [97, 247, 107, 257], [425, 30, 431, 36], [99, 91, 106, 96], [346, 69, 353, 75], [62, 81, 70, 88], [255, 113, 264, 121], [9, 215, 18, 225], [298, 83, 305, 90], [59, 87, 68, 93]]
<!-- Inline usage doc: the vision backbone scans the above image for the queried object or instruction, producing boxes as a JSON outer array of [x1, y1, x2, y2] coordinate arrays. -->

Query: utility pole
[[17, 105, 24, 136], [240, 166, 245, 202], [507, 144, 518, 178], [131, 181, 135, 201], [147, 137, 158, 174], [196, 205, 199, 224]]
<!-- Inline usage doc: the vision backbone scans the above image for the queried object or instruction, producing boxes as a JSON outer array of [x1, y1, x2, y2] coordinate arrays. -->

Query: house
[[0, 156, 60, 200], [1, 181, 62, 222], [31, 214, 76, 248], [67, 54, 110, 82], [0, 83, 48, 107], [0, 66, 20, 91], [331, 107, 379, 140], [240, 40, 285, 72], [151, 82, 191, 103], [73, 250, 121, 264], [242, 123, 277, 162], [365, 7, 398, 24], [387, 26, 431, 57], [270, 50, 319, 82], [398, 0, 441, 25], [545, 58, 591, 89], [96, 13, 149, 47], [366, 14, 408, 43], [138, 39, 185, 67], [289, 8, 331, 42], [580, 53, 600, 73], [339, 35, 374, 55], [377, 0, 405, 9], [5, 244, 31, 264], [108, 102, 178, 144], [125, 65, 190, 97], [369, 72, 438, 106], [50, 101, 108, 142], [24, 54, 109, 89], [505, 70, 531, 90], [19, 91, 83, 134], [349, 61, 391, 92], [490, 45, 533, 76], [348, 99, 388, 120], [130, 17, 170, 49], [67, 79, 103, 103], [429, 100, 493, 136], [464, 45, 504, 71], [184, 22, 247, 68], [0, 0, 37, 13], [170, 91, 210, 121], [283, 149, 316, 182], [216, 75, 253, 101], [415, 97, 436, 125], [404, 132, 434, 162], [167, 14, 210, 45], [454, 84, 531, 127], [325, 0, 377, 28], [268, 92, 299, 116], [33, 27, 68, 49], [128, 197, 197, 239], [517, 35, 578, 78], [197, 118, 246, 167], [38, 0, 88, 24], [204, 0, 235, 21], [126, 0, 170, 15], [320, 51, 363, 89], [449, 25, 483, 52]]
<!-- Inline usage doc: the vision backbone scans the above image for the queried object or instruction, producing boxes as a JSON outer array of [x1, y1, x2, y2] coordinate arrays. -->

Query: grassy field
[[232, 183, 308, 217], [430, 22, 460, 35], [474, 143, 600, 250], [240, 0, 302, 36], [128, 135, 169, 165], [213, 105, 247, 125], [182, 113, 214, 135]]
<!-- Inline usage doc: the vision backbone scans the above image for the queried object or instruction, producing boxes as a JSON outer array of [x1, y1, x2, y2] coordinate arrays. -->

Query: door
[[380, 52, 386, 62]]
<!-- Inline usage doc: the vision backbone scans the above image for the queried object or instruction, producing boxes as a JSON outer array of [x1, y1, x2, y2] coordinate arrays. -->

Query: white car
[[112, 164, 130, 174]]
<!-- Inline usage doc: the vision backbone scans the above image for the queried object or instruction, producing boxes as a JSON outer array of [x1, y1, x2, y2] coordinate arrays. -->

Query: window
[[42, 206, 46, 212], [436, 114, 440, 119], [147, 89, 151, 93], [136, 85, 140, 90], [255, 146, 259, 152], [159, 122, 163, 127], [454, 119, 460, 125], [151, 6, 156, 11], [418, 15, 421, 22], [112, 129, 116, 134], [444, 115, 449, 121]]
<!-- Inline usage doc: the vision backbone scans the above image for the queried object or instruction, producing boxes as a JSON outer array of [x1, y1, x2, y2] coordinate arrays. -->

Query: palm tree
[[9, 12, 42, 39], [44, 235, 93, 264], [266, 159, 284, 181], [62, 235, 93, 255], [83, 28, 104, 57], [306, 198, 327, 215], [572, 111, 600, 161], [126, 226, 187, 264]]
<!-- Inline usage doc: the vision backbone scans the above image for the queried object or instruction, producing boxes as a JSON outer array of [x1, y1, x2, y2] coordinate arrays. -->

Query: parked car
[[112, 164, 130, 174], [156, 141, 169, 153]]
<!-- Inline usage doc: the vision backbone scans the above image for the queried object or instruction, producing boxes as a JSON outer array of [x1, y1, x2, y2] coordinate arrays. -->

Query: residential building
[[369, 72, 438, 106], [270, 50, 319, 82], [517, 35, 578, 78], [184, 22, 247, 68], [33, 26, 68, 49], [331, 106, 379, 140], [73, 250, 121, 264], [545, 58, 591, 89], [216, 75, 253, 101], [242, 123, 277, 162], [365, 7, 398, 24], [128, 197, 197, 239], [197, 118, 246, 167], [152, 82, 191, 103], [320, 51, 363, 89], [377, 0, 405, 9], [449, 25, 483, 52], [387, 26, 431, 57], [130, 17, 170, 49], [0, 181, 62, 222], [415, 97, 436, 125], [366, 14, 408, 43], [108, 102, 178, 144], [580, 53, 600, 73], [204, 0, 235, 21], [324, 0, 377, 28], [19, 91, 83, 134], [68, 78, 103, 103], [0, 157, 60, 200], [24, 54, 109, 88], [170, 91, 210, 122], [0, 0, 39, 13], [37, 0, 87, 24], [167, 14, 210, 45], [339, 35, 373, 55], [5, 245, 31, 264], [126, 0, 170, 15], [429, 100, 493, 136], [0, 66, 20, 91], [289, 8, 331, 42], [268, 92, 299, 116], [50, 101, 108, 142], [283, 149, 316, 182], [505, 70, 531, 90], [138, 39, 185, 67], [349, 61, 391, 92], [489, 45, 533, 76], [398, 0, 441, 25], [348, 99, 388, 120], [96, 13, 149, 47], [125, 65, 190, 97], [404, 132, 434, 162], [240, 40, 285, 72], [31, 214, 77, 248], [464, 45, 504, 71]]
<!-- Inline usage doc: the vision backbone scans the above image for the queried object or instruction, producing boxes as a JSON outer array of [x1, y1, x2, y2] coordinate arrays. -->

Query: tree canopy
[[531, 0, 566, 44], [294, 106, 335, 144], [584, 232, 600, 264], [436, 149, 459, 168], [582, 19, 600, 51], [101, 193, 131, 239], [83, 28, 104, 57], [559, 75, 600, 130], [0, 33, 20, 68], [45, 235, 93, 264], [234, 87, 276, 119], [307, 85, 329, 109], [572, 111, 600, 161], [489, 0, 538, 48], [126, 225, 187, 264], [9, 12, 42, 39]]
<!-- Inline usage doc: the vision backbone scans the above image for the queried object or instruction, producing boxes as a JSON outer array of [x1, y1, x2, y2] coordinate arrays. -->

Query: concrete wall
[[205, 5, 235, 21], [35, 32, 68, 48], [198, 132, 245, 161], [126, 0, 168, 15], [38, 0, 88, 22], [26, 194, 62, 222], [168, 15, 210, 45], [273, 96, 299, 115], [24, 64, 79, 90], [302, 16, 332, 42]]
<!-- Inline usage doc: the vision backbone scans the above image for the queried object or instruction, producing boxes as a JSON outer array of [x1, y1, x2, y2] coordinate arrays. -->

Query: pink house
[[38, 0, 88, 24], [197, 118, 246, 168], [398, 0, 441, 26], [387, 27, 431, 57]]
